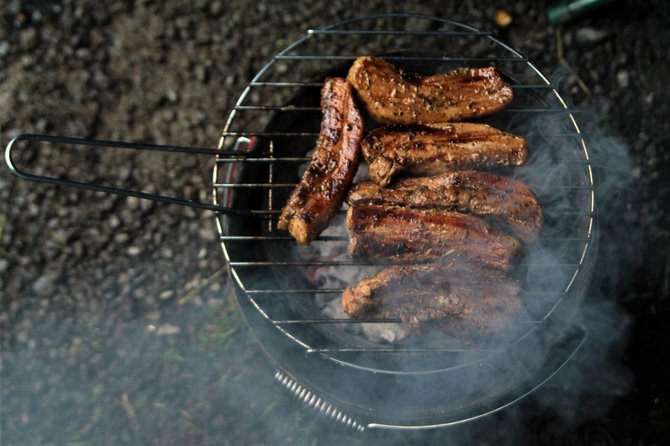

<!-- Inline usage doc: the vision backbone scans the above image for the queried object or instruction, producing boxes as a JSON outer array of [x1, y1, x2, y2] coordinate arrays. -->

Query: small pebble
[[575, 27, 609, 45], [126, 197, 140, 210], [210, 1, 223, 15], [166, 89, 178, 103], [114, 232, 130, 244], [199, 226, 216, 241], [616, 70, 630, 88], [194, 64, 208, 82], [109, 215, 120, 229], [162, 110, 176, 122], [33, 275, 54, 295], [159, 290, 174, 300], [156, 323, 181, 335], [161, 248, 174, 259]]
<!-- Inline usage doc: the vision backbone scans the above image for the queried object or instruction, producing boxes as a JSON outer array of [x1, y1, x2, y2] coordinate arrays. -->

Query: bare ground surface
[[1, 0, 669, 444]]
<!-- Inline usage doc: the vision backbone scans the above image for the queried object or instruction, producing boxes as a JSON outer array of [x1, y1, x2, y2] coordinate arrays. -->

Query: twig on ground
[[177, 267, 227, 306], [121, 393, 140, 434], [556, 29, 592, 95]]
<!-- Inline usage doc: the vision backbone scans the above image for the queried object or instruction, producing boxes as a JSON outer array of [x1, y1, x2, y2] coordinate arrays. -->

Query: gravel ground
[[1, 0, 669, 444]]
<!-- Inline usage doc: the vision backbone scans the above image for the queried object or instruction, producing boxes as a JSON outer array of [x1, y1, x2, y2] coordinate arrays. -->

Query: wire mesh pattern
[[213, 14, 594, 372]]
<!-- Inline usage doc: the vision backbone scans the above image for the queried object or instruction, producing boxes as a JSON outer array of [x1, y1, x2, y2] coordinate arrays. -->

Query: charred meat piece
[[346, 203, 522, 271], [278, 77, 364, 244], [362, 123, 527, 186], [342, 263, 522, 330], [348, 171, 543, 244], [347, 56, 514, 125]]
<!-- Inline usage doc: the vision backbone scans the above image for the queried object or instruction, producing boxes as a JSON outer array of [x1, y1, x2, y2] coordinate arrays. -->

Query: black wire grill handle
[[4, 133, 266, 218]]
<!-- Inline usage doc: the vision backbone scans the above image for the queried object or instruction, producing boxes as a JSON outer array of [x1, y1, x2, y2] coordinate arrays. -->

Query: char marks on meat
[[278, 77, 364, 244], [348, 170, 543, 244], [342, 263, 522, 331], [347, 56, 514, 125], [346, 203, 523, 271], [362, 123, 527, 186]]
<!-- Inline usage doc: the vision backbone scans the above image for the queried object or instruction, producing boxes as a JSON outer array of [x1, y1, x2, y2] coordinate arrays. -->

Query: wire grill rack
[[213, 13, 595, 375]]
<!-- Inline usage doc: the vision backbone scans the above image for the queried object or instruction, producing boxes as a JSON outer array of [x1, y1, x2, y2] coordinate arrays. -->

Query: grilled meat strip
[[348, 171, 543, 244], [347, 56, 514, 125], [278, 77, 364, 244], [346, 203, 522, 271], [362, 123, 527, 187], [342, 263, 522, 330]]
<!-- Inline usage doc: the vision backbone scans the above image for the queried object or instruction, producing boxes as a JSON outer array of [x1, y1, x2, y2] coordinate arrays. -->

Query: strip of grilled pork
[[346, 203, 522, 271], [278, 77, 364, 244], [362, 123, 527, 186], [348, 170, 543, 244], [342, 263, 522, 330], [347, 56, 514, 125]]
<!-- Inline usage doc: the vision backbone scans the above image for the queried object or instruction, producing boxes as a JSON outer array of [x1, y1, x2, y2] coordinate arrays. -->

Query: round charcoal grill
[[213, 14, 595, 430], [5, 13, 595, 431]]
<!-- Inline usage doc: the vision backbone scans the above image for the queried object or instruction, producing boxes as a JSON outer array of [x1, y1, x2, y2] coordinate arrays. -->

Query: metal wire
[[4, 134, 269, 217], [232, 105, 584, 112], [228, 261, 582, 267], [248, 81, 556, 88]]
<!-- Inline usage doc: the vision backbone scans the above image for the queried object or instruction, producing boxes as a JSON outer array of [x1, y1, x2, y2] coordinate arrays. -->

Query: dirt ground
[[1, 0, 669, 444]]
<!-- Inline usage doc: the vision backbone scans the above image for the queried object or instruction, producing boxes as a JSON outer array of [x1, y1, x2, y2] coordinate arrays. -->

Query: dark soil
[[1, 1, 669, 444]]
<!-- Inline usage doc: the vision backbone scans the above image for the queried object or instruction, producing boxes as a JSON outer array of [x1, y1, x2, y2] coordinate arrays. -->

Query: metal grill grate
[[213, 14, 594, 363]]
